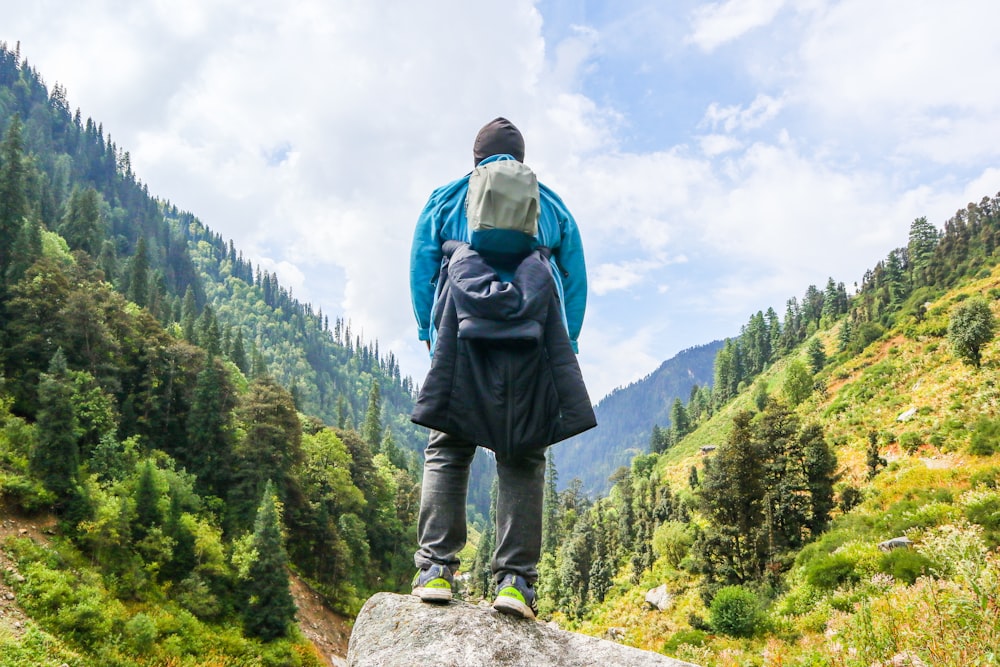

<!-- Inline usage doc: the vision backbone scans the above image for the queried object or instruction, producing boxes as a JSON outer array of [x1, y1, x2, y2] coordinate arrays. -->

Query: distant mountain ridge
[[555, 341, 723, 496]]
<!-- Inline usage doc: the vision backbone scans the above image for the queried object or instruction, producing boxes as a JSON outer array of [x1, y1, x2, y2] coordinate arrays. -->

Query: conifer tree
[[230, 328, 249, 374], [127, 236, 150, 307], [186, 355, 236, 499], [229, 378, 303, 532], [162, 490, 197, 582], [5, 216, 43, 285], [470, 477, 498, 599], [31, 349, 81, 511], [244, 480, 297, 641], [59, 187, 104, 256], [362, 379, 382, 450], [132, 459, 162, 543], [181, 286, 198, 342], [694, 410, 765, 584], [669, 398, 690, 444], [541, 451, 560, 557], [806, 337, 826, 374], [0, 114, 27, 286], [801, 423, 838, 535], [866, 430, 886, 480]]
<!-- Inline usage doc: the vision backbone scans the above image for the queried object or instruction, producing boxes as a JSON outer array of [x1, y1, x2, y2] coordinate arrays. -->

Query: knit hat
[[473, 117, 525, 166]]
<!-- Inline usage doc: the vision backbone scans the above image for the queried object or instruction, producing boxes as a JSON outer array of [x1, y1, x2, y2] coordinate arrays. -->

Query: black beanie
[[473, 117, 525, 166]]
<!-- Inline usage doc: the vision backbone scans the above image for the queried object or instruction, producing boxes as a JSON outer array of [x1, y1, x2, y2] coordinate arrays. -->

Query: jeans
[[414, 429, 547, 585]]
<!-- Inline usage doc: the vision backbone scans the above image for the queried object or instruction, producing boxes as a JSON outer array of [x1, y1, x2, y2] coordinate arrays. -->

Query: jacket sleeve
[[410, 177, 470, 342], [542, 186, 587, 351], [410, 193, 444, 342]]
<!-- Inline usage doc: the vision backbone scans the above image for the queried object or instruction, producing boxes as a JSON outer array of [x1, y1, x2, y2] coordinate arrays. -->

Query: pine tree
[[470, 477, 498, 599], [243, 480, 297, 641], [801, 423, 838, 535], [694, 410, 765, 584], [59, 187, 104, 256], [362, 379, 382, 450], [669, 398, 690, 444], [866, 430, 886, 480], [132, 459, 162, 543], [806, 338, 826, 374], [0, 114, 27, 286], [230, 328, 249, 374], [541, 450, 560, 557], [5, 216, 43, 284], [127, 236, 150, 308], [31, 349, 81, 511], [229, 378, 303, 532], [180, 286, 198, 342], [186, 355, 236, 499]]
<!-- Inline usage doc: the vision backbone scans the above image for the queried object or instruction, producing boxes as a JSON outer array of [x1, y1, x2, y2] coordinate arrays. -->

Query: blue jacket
[[410, 154, 587, 353]]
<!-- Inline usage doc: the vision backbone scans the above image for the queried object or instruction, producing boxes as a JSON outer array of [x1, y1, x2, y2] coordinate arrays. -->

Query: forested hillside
[[557, 341, 721, 496], [528, 191, 1000, 666], [0, 42, 421, 665]]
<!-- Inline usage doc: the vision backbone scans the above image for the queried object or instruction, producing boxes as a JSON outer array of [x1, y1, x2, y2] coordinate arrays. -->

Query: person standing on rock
[[408, 117, 594, 619]]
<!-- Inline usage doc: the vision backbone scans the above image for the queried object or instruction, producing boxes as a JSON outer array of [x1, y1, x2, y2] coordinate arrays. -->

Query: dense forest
[[0, 41, 422, 664]]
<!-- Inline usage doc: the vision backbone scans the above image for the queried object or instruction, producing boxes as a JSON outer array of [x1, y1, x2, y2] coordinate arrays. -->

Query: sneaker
[[492, 574, 537, 619], [411, 564, 454, 602]]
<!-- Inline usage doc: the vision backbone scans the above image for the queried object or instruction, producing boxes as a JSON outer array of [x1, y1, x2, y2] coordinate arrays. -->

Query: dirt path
[[290, 575, 352, 665], [0, 512, 55, 638]]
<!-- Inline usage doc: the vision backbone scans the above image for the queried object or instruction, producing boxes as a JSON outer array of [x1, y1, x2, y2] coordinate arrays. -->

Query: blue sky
[[5, 1, 1000, 399]]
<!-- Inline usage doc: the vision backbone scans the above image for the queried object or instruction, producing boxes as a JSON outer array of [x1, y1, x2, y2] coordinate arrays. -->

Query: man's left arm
[[555, 210, 587, 349]]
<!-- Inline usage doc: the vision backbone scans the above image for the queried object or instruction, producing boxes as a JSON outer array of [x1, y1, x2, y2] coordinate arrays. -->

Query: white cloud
[[5, 0, 1000, 402], [701, 94, 784, 132], [688, 0, 789, 51], [592, 259, 665, 296], [700, 134, 744, 156]]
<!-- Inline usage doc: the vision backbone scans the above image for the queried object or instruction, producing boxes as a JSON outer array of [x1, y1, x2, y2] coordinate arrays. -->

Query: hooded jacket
[[411, 242, 596, 458], [410, 154, 587, 354]]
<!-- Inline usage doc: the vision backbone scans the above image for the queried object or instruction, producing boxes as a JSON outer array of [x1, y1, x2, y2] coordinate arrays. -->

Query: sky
[[4, 0, 1000, 400]]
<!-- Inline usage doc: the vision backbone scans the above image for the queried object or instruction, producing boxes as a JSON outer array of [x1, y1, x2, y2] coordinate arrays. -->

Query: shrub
[[662, 629, 707, 653], [899, 431, 922, 454], [709, 585, 763, 638], [652, 521, 693, 568], [969, 417, 1000, 456], [125, 612, 158, 653], [970, 467, 1000, 489], [961, 489, 1000, 532], [878, 548, 935, 585], [805, 553, 859, 590]]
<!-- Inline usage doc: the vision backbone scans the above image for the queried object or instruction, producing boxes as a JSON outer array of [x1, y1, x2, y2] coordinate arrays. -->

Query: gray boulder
[[644, 584, 673, 611], [347, 592, 700, 667]]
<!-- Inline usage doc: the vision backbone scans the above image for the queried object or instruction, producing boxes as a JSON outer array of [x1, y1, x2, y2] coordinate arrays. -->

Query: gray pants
[[414, 430, 546, 585]]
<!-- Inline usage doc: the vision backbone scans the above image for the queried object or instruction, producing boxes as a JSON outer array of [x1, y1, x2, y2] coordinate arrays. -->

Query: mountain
[[555, 341, 722, 496]]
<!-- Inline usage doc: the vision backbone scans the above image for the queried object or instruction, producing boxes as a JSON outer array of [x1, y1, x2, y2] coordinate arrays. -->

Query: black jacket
[[411, 241, 596, 458]]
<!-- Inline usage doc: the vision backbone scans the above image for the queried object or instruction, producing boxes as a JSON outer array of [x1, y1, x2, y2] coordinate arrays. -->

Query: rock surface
[[347, 592, 700, 667], [644, 584, 673, 611]]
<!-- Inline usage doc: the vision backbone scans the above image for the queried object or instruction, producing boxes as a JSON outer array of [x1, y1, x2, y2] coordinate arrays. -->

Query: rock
[[644, 584, 673, 611], [347, 593, 700, 667], [896, 407, 917, 422], [878, 536, 913, 552], [603, 627, 626, 642], [331, 657, 348, 667]]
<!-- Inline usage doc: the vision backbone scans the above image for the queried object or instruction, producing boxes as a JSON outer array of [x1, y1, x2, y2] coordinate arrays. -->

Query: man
[[408, 117, 589, 619]]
